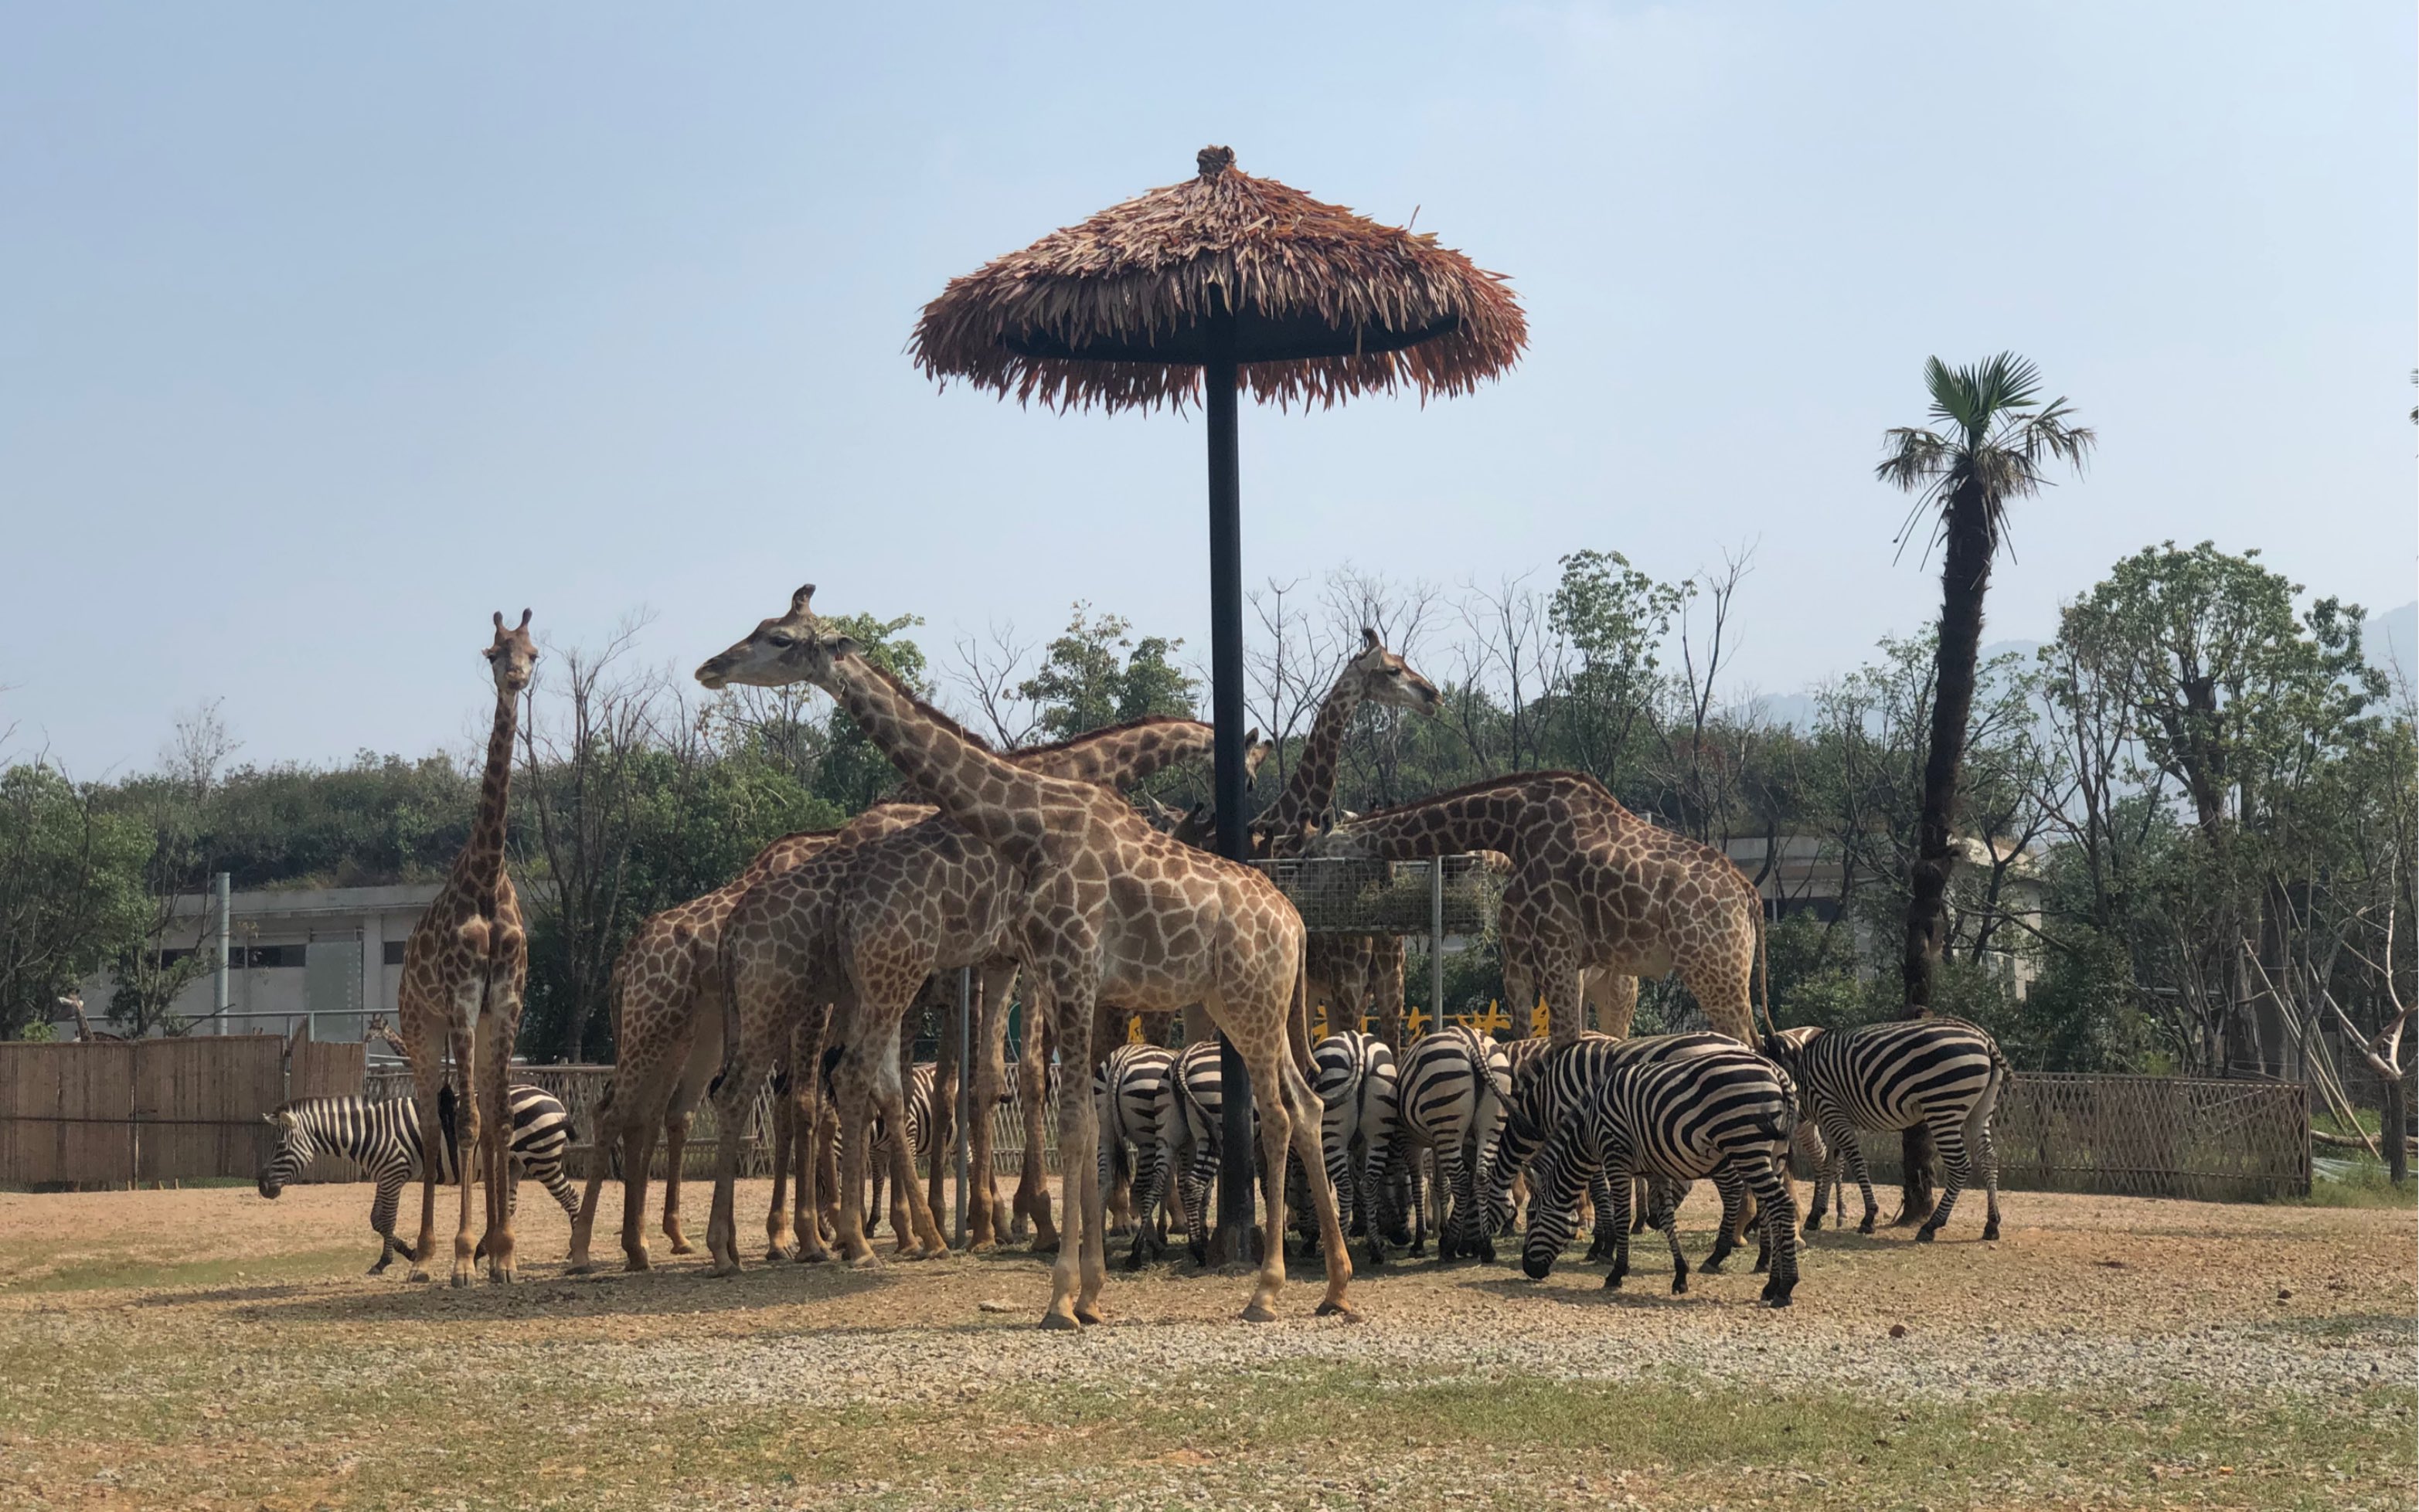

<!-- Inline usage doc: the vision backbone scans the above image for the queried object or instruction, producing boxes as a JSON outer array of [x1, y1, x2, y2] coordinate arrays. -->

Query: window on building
[[383, 940, 406, 966]]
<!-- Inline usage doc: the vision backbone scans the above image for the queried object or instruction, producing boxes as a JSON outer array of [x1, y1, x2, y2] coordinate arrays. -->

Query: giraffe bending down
[[396, 610, 536, 1286], [1250, 628, 1440, 1048], [1302, 772, 1769, 1048], [711, 712, 1223, 1267], [698, 586, 1352, 1326], [567, 803, 932, 1272]]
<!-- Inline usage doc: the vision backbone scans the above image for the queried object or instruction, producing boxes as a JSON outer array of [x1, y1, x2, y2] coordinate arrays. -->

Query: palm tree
[[1877, 352, 2093, 1219]]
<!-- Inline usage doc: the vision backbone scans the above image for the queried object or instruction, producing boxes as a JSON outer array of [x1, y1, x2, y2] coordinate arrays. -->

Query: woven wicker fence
[[1843, 1072, 2310, 1203]]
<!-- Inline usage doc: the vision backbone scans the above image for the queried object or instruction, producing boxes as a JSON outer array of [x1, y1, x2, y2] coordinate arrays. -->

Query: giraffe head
[[694, 584, 848, 692], [1343, 627, 1443, 715], [485, 610, 538, 695]]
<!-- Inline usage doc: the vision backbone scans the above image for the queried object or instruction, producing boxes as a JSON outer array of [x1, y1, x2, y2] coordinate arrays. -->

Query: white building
[[67, 883, 442, 1041]]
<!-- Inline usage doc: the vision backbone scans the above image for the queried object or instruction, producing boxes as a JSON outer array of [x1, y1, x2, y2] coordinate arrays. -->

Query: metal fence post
[[954, 967, 972, 1248]]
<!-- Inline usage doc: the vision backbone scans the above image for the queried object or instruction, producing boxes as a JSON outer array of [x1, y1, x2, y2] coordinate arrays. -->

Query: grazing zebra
[[1369, 1027, 1511, 1262], [1761, 1018, 2006, 1242], [1483, 1031, 1739, 1255], [257, 1085, 577, 1274], [1309, 1030, 1406, 1262], [1519, 1047, 1801, 1306], [1094, 1044, 1176, 1269]]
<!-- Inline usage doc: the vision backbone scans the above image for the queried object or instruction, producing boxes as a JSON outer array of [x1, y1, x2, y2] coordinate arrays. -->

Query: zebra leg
[[1917, 1113, 1971, 1242], [1603, 1171, 1634, 1289], [1182, 1143, 1217, 1266], [1704, 1177, 1744, 1274], [369, 1164, 407, 1275], [1124, 1137, 1167, 1271], [1584, 1171, 1619, 1261], [1832, 1116, 1880, 1235], [1750, 1160, 1801, 1306], [1434, 1143, 1467, 1262], [1805, 1144, 1832, 1234], [1661, 1208, 1689, 1296]]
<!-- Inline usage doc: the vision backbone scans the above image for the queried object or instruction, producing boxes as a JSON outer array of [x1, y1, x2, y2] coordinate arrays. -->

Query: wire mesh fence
[[1249, 854, 1502, 935]]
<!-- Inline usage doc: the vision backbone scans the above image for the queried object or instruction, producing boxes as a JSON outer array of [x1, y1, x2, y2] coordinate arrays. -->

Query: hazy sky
[[5, 3, 2411, 775]]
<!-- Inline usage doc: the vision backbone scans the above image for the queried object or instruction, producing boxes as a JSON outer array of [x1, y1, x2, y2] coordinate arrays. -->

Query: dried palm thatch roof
[[911, 146, 1526, 413]]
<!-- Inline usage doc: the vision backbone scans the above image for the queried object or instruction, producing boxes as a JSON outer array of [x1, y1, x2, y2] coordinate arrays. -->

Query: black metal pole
[[1206, 322, 1256, 1265]]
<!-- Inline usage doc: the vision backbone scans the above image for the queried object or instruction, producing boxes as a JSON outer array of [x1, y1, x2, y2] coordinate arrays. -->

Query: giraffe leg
[[618, 1108, 659, 1272], [1280, 1049, 1354, 1317], [832, 1043, 881, 1268], [1015, 1013, 1058, 1252], [568, 1082, 616, 1273], [447, 999, 481, 1288], [1584, 971, 1639, 1039], [660, 1109, 695, 1254], [765, 1073, 798, 1263], [925, 985, 958, 1242], [968, 962, 1016, 1249], [477, 988, 521, 1284], [703, 987, 782, 1276], [1678, 938, 1756, 1046], [403, 1014, 447, 1283], [1038, 986, 1092, 1331], [1236, 1031, 1301, 1322], [1535, 950, 1586, 1050]]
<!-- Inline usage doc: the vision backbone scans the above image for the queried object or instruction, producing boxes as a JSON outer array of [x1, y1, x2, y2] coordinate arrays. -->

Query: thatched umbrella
[[913, 145, 1523, 1255]]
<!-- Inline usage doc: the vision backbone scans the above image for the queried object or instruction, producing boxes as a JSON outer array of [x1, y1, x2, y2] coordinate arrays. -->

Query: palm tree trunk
[[1898, 478, 1993, 1221]]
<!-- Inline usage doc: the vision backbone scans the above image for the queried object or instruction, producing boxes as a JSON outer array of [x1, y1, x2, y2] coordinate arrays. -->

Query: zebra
[[1761, 1018, 2006, 1242], [1483, 1031, 1741, 1257], [1163, 1039, 1245, 1263], [257, 1084, 578, 1274], [1094, 1044, 1176, 1269], [1309, 1030, 1407, 1263], [1369, 1027, 1510, 1262], [1519, 1047, 1801, 1306]]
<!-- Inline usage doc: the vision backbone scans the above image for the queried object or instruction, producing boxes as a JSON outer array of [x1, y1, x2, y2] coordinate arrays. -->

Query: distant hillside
[[2373, 601, 2416, 681]]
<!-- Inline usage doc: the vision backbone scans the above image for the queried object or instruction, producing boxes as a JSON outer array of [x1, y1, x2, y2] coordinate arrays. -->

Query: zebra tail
[[708, 930, 742, 1099]]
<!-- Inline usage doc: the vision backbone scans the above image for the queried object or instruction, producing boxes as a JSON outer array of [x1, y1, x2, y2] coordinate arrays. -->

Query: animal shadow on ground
[[230, 1257, 902, 1327]]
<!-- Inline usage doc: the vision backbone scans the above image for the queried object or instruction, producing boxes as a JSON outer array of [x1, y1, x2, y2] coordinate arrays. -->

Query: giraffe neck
[[1264, 676, 1365, 838], [1333, 785, 1517, 859], [460, 684, 519, 906], [1026, 719, 1213, 787], [821, 653, 1050, 855]]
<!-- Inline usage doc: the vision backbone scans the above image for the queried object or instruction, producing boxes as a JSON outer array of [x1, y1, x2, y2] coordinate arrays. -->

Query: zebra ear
[[268, 1109, 298, 1130]]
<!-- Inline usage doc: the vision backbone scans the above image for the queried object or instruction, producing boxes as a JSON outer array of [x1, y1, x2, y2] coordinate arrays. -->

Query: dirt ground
[[0, 1179, 2410, 1511]]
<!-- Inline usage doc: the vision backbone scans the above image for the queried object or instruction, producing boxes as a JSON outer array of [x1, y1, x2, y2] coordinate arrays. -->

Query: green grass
[[2, 1334, 2409, 1511], [0, 1244, 364, 1294]]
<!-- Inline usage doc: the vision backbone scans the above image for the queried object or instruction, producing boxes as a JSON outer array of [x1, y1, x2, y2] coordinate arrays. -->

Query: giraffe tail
[[1754, 902, 1778, 1045], [1288, 936, 1315, 1078], [709, 932, 741, 1099]]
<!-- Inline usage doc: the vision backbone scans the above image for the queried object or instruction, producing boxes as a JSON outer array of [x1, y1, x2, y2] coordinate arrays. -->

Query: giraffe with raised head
[[1247, 628, 1438, 1047], [698, 585, 1352, 1326], [396, 610, 536, 1285], [566, 801, 932, 1273], [713, 712, 1220, 1266], [1301, 771, 1768, 1048]]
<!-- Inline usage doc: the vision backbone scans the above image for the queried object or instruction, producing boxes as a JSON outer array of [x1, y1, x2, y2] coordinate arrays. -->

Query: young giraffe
[[566, 802, 933, 1272], [713, 712, 1220, 1266], [1302, 771, 1770, 1047], [1247, 627, 1441, 1046], [697, 586, 1353, 1327], [396, 610, 536, 1286]]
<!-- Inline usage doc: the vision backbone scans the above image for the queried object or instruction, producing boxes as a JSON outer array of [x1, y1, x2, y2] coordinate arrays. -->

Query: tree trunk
[[1898, 478, 1994, 1223], [2384, 1070, 2410, 1188]]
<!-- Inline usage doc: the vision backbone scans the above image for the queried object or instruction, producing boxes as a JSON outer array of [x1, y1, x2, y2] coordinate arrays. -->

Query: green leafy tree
[[0, 764, 153, 1038], [1547, 549, 1682, 788], [1876, 352, 2093, 1216], [1019, 605, 1198, 739]]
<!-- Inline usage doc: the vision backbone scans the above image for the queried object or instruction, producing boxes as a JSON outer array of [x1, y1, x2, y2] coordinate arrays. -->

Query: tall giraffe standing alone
[[1303, 770, 1767, 1047], [1247, 628, 1440, 1045], [697, 586, 1352, 1327], [397, 610, 536, 1285]]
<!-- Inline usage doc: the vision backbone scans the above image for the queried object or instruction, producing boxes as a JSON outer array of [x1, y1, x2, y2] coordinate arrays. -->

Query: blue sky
[[4, 2, 2411, 773]]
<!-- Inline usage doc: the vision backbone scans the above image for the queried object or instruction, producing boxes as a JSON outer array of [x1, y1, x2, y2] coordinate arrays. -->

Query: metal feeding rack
[[1250, 853, 1502, 937]]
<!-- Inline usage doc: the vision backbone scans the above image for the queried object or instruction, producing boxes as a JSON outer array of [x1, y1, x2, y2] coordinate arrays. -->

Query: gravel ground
[[0, 1179, 2410, 1510]]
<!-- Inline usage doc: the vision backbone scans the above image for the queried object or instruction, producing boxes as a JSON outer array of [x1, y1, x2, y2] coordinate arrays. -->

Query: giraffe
[[566, 802, 932, 1273], [713, 712, 1219, 1267], [396, 610, 536, 1285], [1301, 771, 1769, 1048], [1249, 627, 1441, 1047], [697, 585, 1352, 1326]]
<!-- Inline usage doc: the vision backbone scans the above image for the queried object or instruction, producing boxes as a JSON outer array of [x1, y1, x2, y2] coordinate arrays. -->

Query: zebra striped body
[[1484, 1032, 1739, 1251], [1164, 1040, 1247, 1262], [1310, 1031, 1403, 1258], [257, 1086, 577, 1274], [1370, 1028, 1510, 1261], [1519, 1048, 1801, 1306], [1094, 1045, 1176, 1269], [860, 1061, 938, 1241], [1762, 1018, 2006, 1242]]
